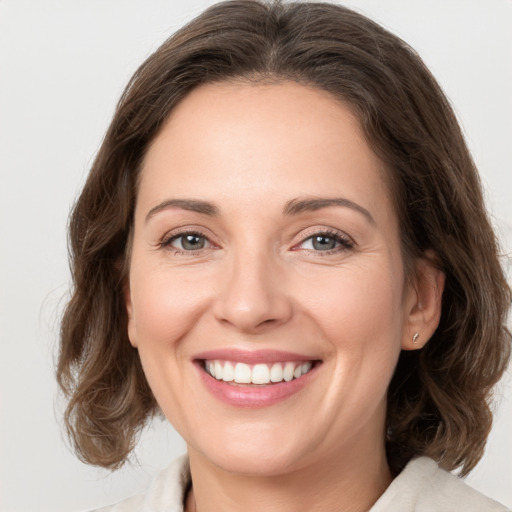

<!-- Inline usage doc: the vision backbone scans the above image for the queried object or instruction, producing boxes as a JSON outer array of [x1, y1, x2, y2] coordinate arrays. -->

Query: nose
[[213, 249, 293, 333]]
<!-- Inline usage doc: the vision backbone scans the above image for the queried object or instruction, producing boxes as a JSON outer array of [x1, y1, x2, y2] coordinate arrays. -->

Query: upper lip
[[193, 349, 318, 364]]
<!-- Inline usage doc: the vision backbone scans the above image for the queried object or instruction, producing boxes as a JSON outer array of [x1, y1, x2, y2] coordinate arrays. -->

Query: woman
[[57, 1, 511, 510]]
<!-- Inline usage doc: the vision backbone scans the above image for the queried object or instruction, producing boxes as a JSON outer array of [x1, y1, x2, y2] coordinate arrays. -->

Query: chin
[[204, 446, 307, 477], [187, 423, 317, 477]]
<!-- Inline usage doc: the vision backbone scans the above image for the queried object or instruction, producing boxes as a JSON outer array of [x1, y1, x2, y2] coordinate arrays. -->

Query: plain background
[[1, 1, 511, 510]]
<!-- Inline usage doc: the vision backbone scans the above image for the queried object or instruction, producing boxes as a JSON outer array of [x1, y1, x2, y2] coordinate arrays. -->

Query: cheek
[[126, 264, 214, 430], [128, 263, 212, 351], [297, 261, 405, 357], [299, 263, 405, 428], [294, 260, 403, 414]]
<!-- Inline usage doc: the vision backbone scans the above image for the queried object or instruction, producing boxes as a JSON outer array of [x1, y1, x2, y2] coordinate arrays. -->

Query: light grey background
[[1, 1, 511, 511]]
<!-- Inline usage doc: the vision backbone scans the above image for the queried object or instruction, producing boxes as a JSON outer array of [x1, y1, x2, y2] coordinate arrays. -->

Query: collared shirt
[[92, 455, 509, 512]]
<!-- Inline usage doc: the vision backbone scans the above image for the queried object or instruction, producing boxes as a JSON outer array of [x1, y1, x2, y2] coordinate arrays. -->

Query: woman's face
[[126, 81, 425, 476]]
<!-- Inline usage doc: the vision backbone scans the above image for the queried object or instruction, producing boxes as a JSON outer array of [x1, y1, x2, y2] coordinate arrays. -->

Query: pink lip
[[193, 349, 315, 364], [192, 350, 321, 408]]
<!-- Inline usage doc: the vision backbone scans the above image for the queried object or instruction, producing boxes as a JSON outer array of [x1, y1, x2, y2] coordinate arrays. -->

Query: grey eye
[[311, 235, 337, 251], [298, 232, 353, 253], [301, 234, 339, 251], [171, 234, 208, 250]]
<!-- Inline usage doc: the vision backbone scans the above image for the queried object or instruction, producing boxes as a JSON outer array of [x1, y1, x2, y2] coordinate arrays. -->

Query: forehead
[[138, 81, 393, 223]]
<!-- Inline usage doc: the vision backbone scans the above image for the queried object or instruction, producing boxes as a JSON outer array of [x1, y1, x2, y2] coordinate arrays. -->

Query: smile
[[204, 360, 314, 385], [193, 350, 321, 407]]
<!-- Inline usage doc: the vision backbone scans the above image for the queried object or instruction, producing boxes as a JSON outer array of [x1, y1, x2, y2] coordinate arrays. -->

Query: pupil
[[182, 234, 204, 250], [312, 235, 336, 251]]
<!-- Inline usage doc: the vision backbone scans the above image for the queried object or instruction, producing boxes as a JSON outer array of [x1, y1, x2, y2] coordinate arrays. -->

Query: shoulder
[[89, 454, 190, 512], [371, 457, 509, 512], [418, 459, 509, 512]]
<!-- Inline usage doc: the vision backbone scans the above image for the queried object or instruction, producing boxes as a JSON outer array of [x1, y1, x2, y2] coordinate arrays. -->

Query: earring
[[412, 332, 420, 344]]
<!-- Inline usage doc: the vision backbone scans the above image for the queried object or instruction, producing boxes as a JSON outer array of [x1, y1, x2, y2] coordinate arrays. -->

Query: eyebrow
[[145, 199, 220, 223], [145, 196, 375, 225], [283, 197, 375, 225]]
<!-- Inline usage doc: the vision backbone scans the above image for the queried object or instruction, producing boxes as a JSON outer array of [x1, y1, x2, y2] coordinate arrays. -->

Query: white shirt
[[92, 455, 509, 512]]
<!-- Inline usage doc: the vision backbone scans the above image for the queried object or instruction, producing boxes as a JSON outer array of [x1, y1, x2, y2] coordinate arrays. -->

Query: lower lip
[[195, 362, 319, 408]]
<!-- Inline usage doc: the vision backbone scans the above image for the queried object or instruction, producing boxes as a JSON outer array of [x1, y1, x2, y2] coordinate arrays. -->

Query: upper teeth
[[204, 360, 313, 385]]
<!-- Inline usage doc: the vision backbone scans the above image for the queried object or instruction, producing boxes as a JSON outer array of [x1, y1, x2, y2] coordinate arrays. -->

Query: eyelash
[[160, 228, 354, 256], [293, 229, 354, 256], [160, 229, 213, 255]]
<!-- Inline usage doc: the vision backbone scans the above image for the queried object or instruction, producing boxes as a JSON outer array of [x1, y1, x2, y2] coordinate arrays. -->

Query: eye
[[164, 232, 211, 251], [297, 231, 353, 253]]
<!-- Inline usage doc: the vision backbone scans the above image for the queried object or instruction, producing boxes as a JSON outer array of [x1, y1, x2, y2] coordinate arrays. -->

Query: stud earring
[[412, 332, 420, 344]]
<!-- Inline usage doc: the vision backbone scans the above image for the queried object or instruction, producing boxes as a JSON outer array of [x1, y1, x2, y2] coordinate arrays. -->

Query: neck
[[185, 439, 392, 512]]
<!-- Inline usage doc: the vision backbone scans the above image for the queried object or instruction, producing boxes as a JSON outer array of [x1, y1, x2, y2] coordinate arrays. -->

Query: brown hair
[[57, 0, 511, 474]]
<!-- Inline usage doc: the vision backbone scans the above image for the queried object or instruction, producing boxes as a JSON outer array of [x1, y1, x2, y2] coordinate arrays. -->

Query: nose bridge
[[213, 241, 291, 332]]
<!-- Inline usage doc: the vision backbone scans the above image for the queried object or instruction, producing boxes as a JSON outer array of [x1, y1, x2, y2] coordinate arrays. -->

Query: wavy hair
[[57, 0, 511, 474]]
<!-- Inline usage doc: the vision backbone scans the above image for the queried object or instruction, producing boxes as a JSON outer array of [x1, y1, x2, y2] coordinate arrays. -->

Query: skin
[[125, 81, 444, 512]]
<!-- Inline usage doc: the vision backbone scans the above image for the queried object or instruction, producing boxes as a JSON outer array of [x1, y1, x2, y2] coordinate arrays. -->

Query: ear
[[124, 283, 138, 348], [402, 253, 445, 351]]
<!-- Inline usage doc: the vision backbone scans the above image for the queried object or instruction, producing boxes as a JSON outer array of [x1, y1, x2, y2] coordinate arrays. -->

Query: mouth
[[193, 350, 321, 407], [202, 359, 315, 385]]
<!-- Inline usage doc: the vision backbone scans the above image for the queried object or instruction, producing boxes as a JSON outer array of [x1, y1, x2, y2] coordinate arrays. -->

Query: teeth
[[214, 361, 223, 380], [234, 362, 252, 383], [222, 361, 234, 382], [252, 364, 270, 384], [283, 362, 295, 382], [302, 361, 312, 374], [206, 361, 215, 378], [204, 360, 314, 384], [270, 363, 283, 383]]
